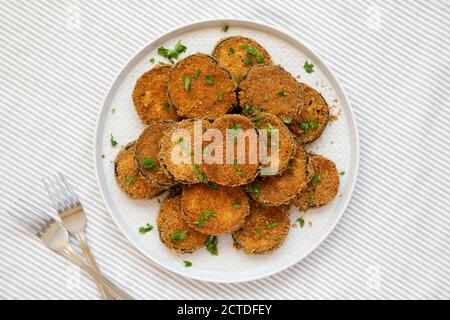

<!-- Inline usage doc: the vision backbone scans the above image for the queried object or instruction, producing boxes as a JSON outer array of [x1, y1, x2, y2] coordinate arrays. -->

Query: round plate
[[93, 19, 359, 283]]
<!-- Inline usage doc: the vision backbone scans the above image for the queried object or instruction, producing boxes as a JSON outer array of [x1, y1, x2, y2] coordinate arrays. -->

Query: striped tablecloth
[[1, 0, 449, 300]]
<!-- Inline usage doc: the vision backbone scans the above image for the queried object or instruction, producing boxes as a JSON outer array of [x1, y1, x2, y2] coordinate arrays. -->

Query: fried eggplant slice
[[159, 119, 209, 184], [239, 65, 303, 118], [294, 154, 339, 211], [232, 201, 290, 254], [289, 83, 330, 144], [157, 194, 209, 254], [181, 184, 250, 235], [132, 65, 179, 124], [248, 143, 309, 206], [212, 36, 272, 80], [167, 53, 237, 119], [201, 114, 259, 186], [114, 142, 163, 199], [135, 121, 177, 188]]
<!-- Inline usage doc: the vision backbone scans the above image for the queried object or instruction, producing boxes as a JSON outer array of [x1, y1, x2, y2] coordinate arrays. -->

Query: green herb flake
[[163, 100, 171, 111], [110, 134, 118, 147], [218, 87, 224, 101], [255, 227, 263, 236], [245, 46, 258, 56], [208, 181, 219, 189], [239, 44, 249, 49], [340, 171, 346, 176], [205, 236, 218, 255], [221, 25, 229, 32], [232, 200, 241, 209], [238, 171, 247, 177], [178, 137, 188, 149], [256, 53, 266, 64], [267, 222, 279, 229], [193, 220, 206, 227], [277, 90, 290, 96], [183, 260, 192, 267], [158, 61, 166, 65], [192, 164, 207, 183], [248, 184, 261, 194], [235, 76, 241, 85], [149, 58, 155, 64], [183, 75, 191, 91], [138, 223, 153, 234], [281, 117, 293, 125], [297, 217, 305, 228], [228, 47, 235, 55], [125, 176, 135, 186], [304, 61, 314, 73], [201, 210, 216, 220], [143, 157, 157, 171], [233, 161, 241, 171], [111, 107, 116, 113], [193, 69, 201, 80], [140, 91, 146, 97], [205, 75, 214, 85], [244, 56, 254, 65], [263, 91, 269, 101], [170, 229, 186, 241], [309, 119, 318, 129], [311, 173, 321, 186]]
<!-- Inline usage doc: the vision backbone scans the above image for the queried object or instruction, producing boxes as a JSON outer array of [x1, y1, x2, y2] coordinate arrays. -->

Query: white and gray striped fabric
[[0, 0, 449, 300]]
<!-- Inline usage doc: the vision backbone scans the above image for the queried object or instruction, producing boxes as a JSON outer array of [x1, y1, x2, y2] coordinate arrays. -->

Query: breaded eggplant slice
[[212, 36, 272, 80], [114, 142, 163, 199], [294, 154, 339, 211], [252, 113, 296, 175], [248, 143, 309, 206], [201, 114, 259, 186], [135, 121, 177, 188], [167, 53, 237, 120], [157, 194, 209, 254], [289, 83, 330, 144], [232, 201, 290, 254], [181, 184, 250, 235], [239, 65, 303, 118], [159, 119, 209, 184], [132, 65, 179, 124]]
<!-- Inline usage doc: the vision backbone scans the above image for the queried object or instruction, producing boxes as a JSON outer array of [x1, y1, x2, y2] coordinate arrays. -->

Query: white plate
[[93, 19, 359, 283]]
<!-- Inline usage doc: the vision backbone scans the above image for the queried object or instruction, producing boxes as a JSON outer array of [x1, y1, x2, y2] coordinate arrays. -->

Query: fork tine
[[43, 176, 65, 210], [8, 201, 46, 237], [55, 173, 75, 207], [15, 201, 49, 232], [58, 172, 80, 204], [7, 209, 40, 236]]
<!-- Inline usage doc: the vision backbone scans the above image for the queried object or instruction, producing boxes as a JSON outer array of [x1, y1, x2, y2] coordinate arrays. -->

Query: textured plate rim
[[93, 18, 360, 283]]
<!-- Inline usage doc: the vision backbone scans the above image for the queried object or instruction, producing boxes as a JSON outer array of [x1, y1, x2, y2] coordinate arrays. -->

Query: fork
[[42, 173, 111, 299], [8, 200, 133, 300]]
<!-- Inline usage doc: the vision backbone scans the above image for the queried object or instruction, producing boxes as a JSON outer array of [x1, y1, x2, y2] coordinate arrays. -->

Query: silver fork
[[42, 173, 110, 299], [7, 200, 133, 300]]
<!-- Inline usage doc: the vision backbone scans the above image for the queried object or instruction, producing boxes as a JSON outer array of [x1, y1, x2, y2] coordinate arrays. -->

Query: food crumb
[[329, 115, 338, 122], [332, 98, 338, 103], [101, 154, 105, 159], [308, 220, 313, 227], [330, 140, 334, 144]]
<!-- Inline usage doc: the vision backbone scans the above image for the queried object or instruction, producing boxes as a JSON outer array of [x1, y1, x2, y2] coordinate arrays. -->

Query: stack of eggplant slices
[[114, 34, 340, 256]]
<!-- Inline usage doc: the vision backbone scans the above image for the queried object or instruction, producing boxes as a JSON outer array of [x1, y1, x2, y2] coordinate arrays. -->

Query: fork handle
[[61, 247, 134, 300], [74, 232, 111, 300]]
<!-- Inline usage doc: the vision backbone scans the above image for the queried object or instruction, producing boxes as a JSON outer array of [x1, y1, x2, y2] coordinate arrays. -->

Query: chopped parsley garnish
[[125, 176, 135, 186], [221, 25, 229, 32], [277, 90, 290, 96], [340, 171, 345, 176], [208, 181, 219, 189], [300, 119, 318, 135], [138, 223, 153, 234], [232, 200, 241, 209], [193, 69, 201, 80], [304, 61, 314, 73], [149, 58, 155, 64], [157, 47, 171, 60], [110, 134, 118, 147], [178, 137, 188, 149], [228, 47, 235, 55], [281, 117, 293, 125], [143, 157, 157, 171], [158, 40, 187, 63], [205, 236, 218, 255], [192, 164, 207, 183], [245, 46, 258, 56], [205, 75, 214, 85], [263, 91, 269, 101], [244, 56, 254, 65], [248, 184, 260, 194], [229, 124, 241, 130], [170, 229, 186, 241], [193, 220, 205, 227], [267, 123, 275, 136], [183, 260, 192, 267], [218, 87, 224, 101], [112, 107, 116, 113], [228, 124, 241, 142], [194, 210, 216, 228], [267, 222, 279, 229], [235, 76, 241, 85], [184, 75, 190, 91], [256, 53, 266, 64], [233, 161, 241, 171], [158, 61, 166, 65], [238, 171, 247, 177], [311, 173, 321, 186], [163, 100, 171, 111], [297, 217, 305, 228], [255, 227, 263, 236]]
